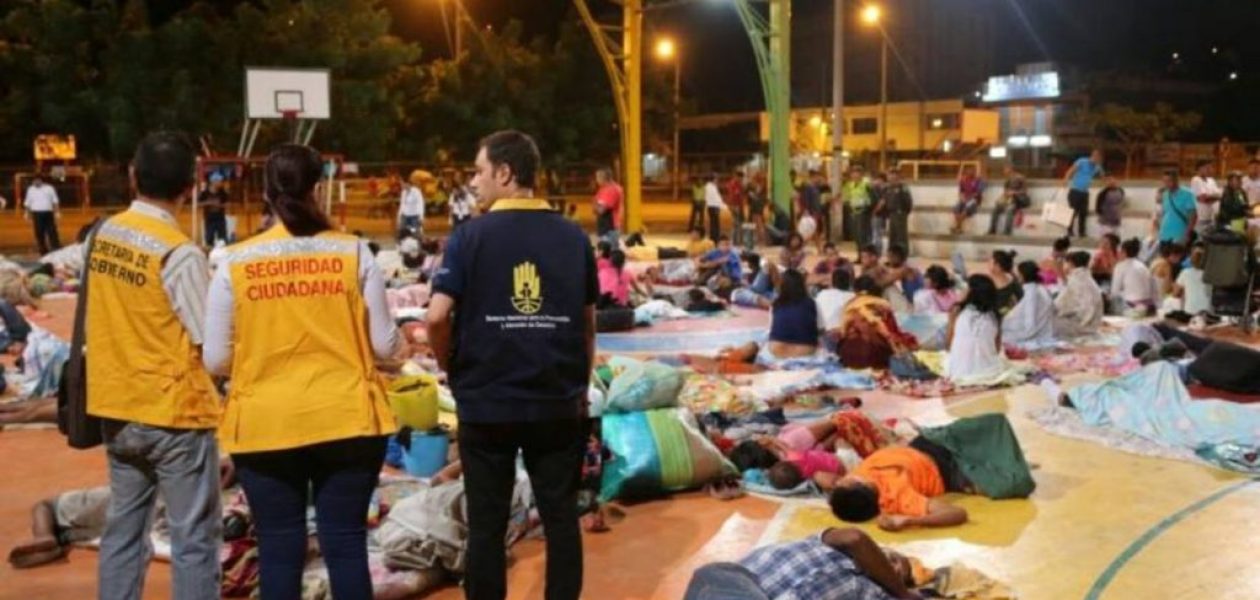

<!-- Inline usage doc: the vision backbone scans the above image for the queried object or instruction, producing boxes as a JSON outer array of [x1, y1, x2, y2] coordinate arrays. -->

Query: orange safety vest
[[217, 225, 395, 453], [86, 209, 220, 428]]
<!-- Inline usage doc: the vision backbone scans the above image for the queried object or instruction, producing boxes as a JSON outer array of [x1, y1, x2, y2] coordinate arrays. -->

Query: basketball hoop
[[281, 110, 301, 121]]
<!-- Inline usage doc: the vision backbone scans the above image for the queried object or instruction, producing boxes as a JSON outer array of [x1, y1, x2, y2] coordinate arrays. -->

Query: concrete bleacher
[[902, 180, 1160, 260]]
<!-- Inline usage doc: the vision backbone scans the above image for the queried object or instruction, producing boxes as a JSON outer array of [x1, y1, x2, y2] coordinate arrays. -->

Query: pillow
[[600, 407, 737, 502], [603, 356, 683, 413]]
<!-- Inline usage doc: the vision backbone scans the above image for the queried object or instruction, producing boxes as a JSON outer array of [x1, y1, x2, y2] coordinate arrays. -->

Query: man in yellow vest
[[428, 130, 597, 600], [85, 132, 222, 600]]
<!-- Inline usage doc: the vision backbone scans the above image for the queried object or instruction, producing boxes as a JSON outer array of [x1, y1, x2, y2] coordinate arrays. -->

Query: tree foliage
[[1083, 102, 1203, 176], [0, 1, 657, 166]]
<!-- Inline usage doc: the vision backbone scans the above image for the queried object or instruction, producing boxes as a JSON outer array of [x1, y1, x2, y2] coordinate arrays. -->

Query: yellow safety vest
[[86, 210, 220, 429], [217, 225, 395, 453]]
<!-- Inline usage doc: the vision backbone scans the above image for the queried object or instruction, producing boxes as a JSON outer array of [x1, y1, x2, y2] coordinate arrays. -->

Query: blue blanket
[[1067, 362, 1260, 473]]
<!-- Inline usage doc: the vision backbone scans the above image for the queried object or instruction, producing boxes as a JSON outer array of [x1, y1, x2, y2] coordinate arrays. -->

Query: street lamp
[[861, 4, 881, 25], [655, 37, 682, 201], [862, 4, 888, 171]]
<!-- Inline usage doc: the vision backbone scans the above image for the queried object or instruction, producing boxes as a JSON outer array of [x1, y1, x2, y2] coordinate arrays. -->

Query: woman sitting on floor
[[762, 269, 820, 362], [944, 274, 1006, 381], [1037, 237, 1070, 286], [989, 250, 1023, 315], [779, 232, 808, 272], [1110, 237, 1158, 316], [912, 265, 961, 315], [597, 249, 650, 308], [1172, 245, 1212, 316], [1002, 260, 1056, 347], [831, 275, 919, 369], [1091, 233, 1121, 289], [1054, 251, 1104, 339], [730, 254, 778, 309]]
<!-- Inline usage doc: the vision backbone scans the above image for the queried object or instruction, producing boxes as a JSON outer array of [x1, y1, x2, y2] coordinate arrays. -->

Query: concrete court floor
[[5, 259, 1260, 599]]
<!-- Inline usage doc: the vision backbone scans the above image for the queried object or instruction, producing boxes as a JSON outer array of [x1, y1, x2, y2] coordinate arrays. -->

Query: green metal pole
[[769, 0, 791, 217], [734, 0, 793, 217]]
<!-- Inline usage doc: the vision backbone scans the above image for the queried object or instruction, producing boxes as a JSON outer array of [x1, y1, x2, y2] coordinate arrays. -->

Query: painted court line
[[1084, 476, 1260, 600]]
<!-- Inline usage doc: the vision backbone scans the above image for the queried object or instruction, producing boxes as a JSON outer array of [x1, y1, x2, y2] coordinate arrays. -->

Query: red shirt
[[725, 178, 746, 207], [595, 183, 624, 229]]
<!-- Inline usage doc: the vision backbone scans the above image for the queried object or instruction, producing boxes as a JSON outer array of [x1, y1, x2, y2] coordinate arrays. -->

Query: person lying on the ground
[[0, 397, 56, 425], [1055, 360, 1260, 472], [728, 408, 885, 492], [683, 528, 922, 600], [1054, 251, 1104, 339], [0, 298, 33, 351], [829, 413, 1034, 531], [8, 457, 237, 569], [829, 275, 918, 370], [683, 287, 728, 313], [2, 324, 70, 400]]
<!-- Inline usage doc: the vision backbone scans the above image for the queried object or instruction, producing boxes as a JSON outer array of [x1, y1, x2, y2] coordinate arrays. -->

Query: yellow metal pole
[[624, 0, 643, 233]]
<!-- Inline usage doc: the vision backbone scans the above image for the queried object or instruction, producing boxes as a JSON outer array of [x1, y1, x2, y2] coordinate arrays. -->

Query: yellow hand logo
[[512, 261, 543, 314]]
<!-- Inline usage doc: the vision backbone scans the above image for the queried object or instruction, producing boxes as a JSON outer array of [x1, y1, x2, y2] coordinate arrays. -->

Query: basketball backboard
[[245, 67, 331, 119]]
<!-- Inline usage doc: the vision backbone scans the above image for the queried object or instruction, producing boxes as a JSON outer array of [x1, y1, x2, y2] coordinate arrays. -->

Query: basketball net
[[283, 110, 304, 144]]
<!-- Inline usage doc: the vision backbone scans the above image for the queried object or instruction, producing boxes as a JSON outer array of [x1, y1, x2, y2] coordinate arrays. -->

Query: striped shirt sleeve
[[162, 243, 210, 345]]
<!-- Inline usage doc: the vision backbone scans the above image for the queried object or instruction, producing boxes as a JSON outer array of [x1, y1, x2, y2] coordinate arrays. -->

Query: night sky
[[145, 0, 1256, 114]]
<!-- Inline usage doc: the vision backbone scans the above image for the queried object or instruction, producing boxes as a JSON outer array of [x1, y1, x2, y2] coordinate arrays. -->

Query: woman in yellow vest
[[204, 144, 402, 599]]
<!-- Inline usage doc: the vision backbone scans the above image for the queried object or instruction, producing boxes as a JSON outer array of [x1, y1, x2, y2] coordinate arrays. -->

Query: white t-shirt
[[399, 186, 425, 218], [23, 184, 59, 212], [945, 307, 1003, 380], [1243, 176, 1260, 205], [1111, 258, 1156, 305], [814, 289, 855, 331], [1190, 175, 1221, 225], [704, 182, 725, 208], [1176, 267, 1212, 314]]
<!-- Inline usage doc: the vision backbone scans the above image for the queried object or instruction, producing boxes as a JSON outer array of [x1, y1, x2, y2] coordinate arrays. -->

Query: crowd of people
[[8, 135, 1260, 600]]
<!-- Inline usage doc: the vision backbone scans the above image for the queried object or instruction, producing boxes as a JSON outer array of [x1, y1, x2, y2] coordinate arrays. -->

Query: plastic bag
[[387, 374, 439, 430], [603, 356, 683, 414], [600, 407, 737, 501]]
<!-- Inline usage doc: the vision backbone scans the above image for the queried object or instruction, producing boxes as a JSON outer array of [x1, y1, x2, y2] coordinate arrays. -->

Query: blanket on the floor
[[1063, 362, 1260, 473]]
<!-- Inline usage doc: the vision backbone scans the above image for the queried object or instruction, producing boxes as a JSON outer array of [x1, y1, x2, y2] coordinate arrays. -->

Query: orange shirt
[[854, 447, 945, 517]]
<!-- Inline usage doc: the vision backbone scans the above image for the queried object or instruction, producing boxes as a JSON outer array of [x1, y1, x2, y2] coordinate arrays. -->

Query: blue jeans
[[684, 562, 769, 600], [234, 436, 387, 600], [100, 422, 221, 600], [400, 215, 421, 233]]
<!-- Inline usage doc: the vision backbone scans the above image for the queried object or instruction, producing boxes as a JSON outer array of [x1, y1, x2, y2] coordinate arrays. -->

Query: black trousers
[[688, 201, 706, 233], [204, 212, 228, 246], [910, 435, 971, 493], [1067, 189, 1090, 238], [460, 419, 585, 600], [31, 211, 61, 254], [707, 207, 722, 243]]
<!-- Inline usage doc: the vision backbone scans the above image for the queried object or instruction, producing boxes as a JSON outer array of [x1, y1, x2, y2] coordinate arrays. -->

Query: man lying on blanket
[[828, 413, 1035, 531], [683, 527, 922, 600]]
